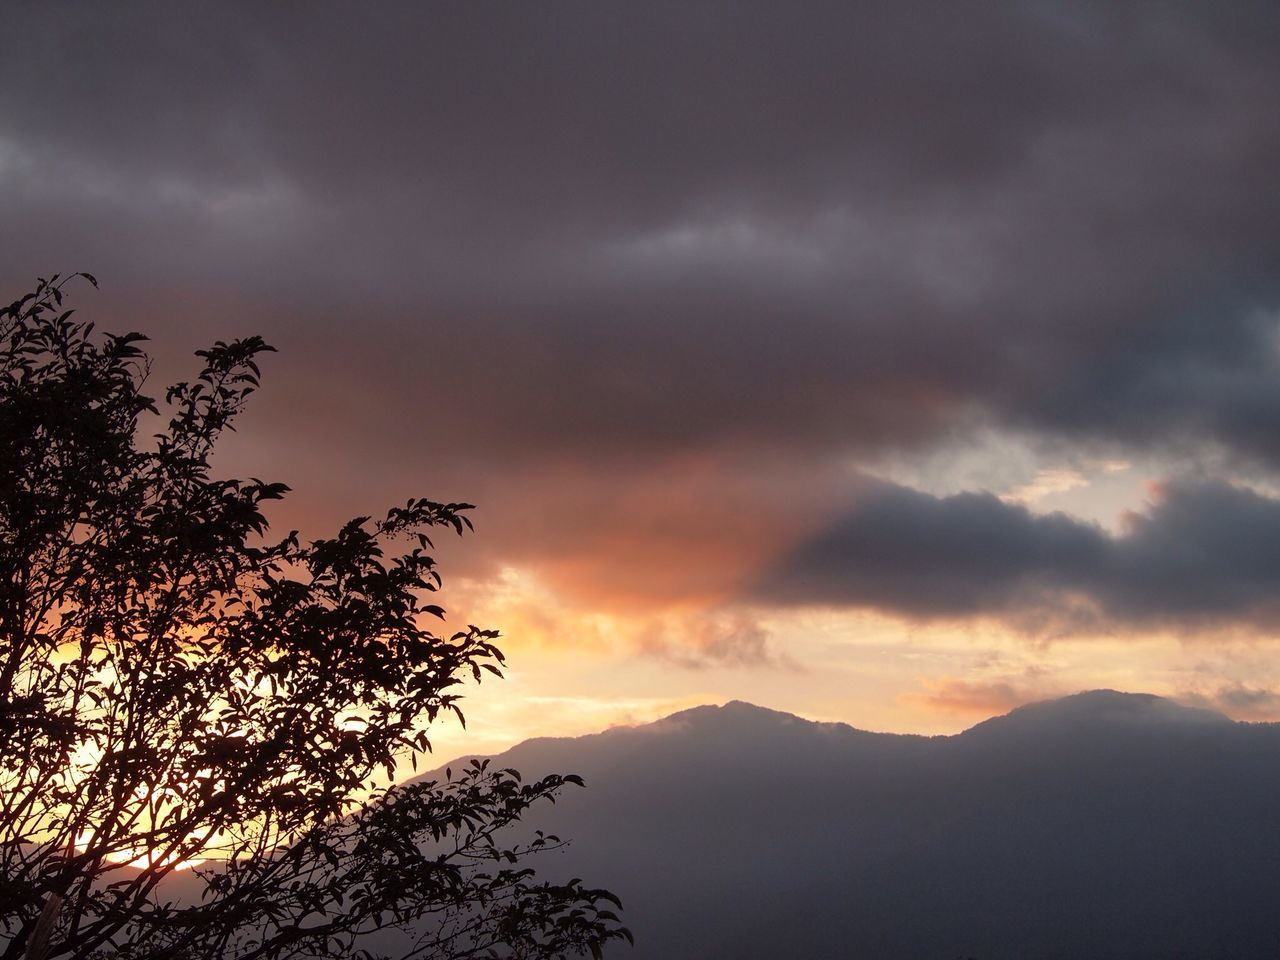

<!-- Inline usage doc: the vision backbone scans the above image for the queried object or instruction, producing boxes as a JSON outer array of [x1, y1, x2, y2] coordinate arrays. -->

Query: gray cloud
[[1178, 682, 1280, 721], [5, 0, 1280, 471], [8, 2, 1280, 625], [669, 618, 799, 672], [764, 478, 1280, 629]]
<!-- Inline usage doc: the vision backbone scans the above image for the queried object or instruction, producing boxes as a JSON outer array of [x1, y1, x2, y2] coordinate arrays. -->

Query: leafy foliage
[[0, 276, 630, 959]]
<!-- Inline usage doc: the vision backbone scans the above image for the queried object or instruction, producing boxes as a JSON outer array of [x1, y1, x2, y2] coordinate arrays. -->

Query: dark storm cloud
[[765, 478, 1280, 628], [5, 0, 1280, 469], [8, 1, 1280, 629], [763, 479, 1109, 617]]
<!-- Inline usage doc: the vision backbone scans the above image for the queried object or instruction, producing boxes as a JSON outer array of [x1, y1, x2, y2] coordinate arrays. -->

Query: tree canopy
[[0, 275, 629, 959]]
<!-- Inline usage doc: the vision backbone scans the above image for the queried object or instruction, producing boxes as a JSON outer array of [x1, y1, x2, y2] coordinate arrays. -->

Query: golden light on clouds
[[424, 555, 1280, 760]]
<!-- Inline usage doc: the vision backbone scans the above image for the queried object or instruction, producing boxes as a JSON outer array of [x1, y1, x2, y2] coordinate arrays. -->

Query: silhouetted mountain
[[427, 691, 1280, 960]]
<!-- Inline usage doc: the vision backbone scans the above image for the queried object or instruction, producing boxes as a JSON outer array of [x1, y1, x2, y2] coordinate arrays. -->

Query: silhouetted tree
[[0, 276, 629, 960]]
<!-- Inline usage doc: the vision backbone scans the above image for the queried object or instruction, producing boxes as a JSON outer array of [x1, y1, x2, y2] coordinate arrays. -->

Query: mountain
[[430, 691, 1280, 960]]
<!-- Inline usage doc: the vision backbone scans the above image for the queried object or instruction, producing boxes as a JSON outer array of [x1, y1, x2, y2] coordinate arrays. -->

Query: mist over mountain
[[434, 692, 1280, 960]]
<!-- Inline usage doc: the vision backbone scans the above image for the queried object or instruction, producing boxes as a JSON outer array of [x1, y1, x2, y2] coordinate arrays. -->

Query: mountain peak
[[964, 689, 1233, 739], [659, 699, 815, 728]]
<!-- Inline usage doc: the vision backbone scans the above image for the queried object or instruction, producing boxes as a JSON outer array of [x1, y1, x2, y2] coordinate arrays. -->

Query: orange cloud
[[903, 675, 1061, 716], [471, 449, 844, 612]]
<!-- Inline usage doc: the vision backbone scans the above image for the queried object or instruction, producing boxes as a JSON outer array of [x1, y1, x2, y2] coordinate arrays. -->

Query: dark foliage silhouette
[[0, 276, 629, 959]]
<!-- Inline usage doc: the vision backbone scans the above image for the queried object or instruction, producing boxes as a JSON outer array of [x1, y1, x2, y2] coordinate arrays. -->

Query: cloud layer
[[6, 1, 1280, 467], [7, 2, 1280, 645], [767, 478, 1280, 630]]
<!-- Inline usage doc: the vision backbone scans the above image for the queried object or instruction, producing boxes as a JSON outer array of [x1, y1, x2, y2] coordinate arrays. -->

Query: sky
[[6, 1, 1280, 756]]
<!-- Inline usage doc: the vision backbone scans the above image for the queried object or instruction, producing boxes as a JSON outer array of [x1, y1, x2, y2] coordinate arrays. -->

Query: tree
[[0, 276, 630, 959]]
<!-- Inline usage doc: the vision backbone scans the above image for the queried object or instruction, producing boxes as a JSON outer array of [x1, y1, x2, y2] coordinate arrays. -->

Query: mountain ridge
[[414, 687, 1280, 960], [430, 689, 1241, 776]]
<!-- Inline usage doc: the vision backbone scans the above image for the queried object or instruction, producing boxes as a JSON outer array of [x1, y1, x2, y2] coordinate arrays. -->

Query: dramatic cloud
[[8, 1, 1280, 670], [5, 0, 1280, 472], [765, 478, 1280, 630]]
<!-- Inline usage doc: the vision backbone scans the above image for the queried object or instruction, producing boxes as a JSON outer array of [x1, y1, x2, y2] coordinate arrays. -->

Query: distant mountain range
[[435, 691, 1280, 960]]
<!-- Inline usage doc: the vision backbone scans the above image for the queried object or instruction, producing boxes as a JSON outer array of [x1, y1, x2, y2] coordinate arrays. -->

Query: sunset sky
[[7, 1, 1280, 757]]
